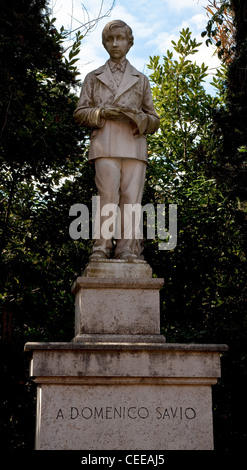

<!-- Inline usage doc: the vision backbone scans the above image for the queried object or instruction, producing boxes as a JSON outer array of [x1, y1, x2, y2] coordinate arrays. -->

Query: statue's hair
[[102, 20, 134, 49]]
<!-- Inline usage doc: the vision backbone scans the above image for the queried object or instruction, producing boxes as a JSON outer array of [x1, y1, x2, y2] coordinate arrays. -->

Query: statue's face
[[104, 27, 130, 62]]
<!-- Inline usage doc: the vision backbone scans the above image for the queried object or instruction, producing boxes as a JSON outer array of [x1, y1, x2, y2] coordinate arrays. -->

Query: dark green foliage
[[0, 0, 84, 175], [144, 24, 247, 449], [0, 0, 90, 449]]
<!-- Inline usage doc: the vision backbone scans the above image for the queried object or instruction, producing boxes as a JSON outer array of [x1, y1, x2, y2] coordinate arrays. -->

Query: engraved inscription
[[55, 405, 196, 420]]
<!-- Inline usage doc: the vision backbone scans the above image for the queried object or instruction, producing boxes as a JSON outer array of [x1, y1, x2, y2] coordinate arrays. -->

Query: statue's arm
[[120, 77, 160, 137], [73, 73, 104, 128], [141, 76, 160, 135]]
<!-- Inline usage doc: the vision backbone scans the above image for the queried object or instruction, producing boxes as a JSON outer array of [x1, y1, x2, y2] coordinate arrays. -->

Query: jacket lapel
[[113, 61, 140, 102], [95, 61, 140, 101], [95, 62, 116, 95]]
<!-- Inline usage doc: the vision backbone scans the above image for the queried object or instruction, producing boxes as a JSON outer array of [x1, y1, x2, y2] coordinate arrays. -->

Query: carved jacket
[[73, 60, 160, 163]]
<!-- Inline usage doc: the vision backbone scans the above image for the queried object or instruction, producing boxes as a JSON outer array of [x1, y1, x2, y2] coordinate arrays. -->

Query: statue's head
[[102, 20, 134, 57]]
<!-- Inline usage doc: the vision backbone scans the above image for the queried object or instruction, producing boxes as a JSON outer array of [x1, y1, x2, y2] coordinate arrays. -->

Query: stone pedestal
[[25, 259, 228, 450], [72, 260, 164, 342]]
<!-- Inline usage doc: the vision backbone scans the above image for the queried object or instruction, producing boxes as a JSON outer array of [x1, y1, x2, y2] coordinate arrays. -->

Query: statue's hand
[[100, 107, 124, 119], [100, 107, 140, 136]]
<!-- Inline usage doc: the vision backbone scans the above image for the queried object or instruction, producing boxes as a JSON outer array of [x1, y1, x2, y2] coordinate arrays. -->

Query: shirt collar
[[108, 58, 127, 73]]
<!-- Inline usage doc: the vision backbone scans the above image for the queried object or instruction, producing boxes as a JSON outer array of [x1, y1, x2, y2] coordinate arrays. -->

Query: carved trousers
[[92, 157, 147, 257]]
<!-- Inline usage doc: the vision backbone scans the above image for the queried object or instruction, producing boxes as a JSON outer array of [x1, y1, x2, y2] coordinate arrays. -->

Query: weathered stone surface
[[26, 342, 226, 380], [73, 333, 166, 343], [25, 342, 228, 450], [72, 276, 164, 337], [25, 259, 228, 450], [82, 259, 153, 279], [35, 383, 214, 450]]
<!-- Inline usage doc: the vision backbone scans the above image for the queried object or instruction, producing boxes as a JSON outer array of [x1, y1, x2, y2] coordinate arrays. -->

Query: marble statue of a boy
[[74, 20, 160, 260]]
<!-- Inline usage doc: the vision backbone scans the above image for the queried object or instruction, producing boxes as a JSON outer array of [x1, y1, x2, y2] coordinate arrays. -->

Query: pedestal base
[[72, 260, 164, 338], [25, 341, 228, 450], [25, 259, 227, 449]]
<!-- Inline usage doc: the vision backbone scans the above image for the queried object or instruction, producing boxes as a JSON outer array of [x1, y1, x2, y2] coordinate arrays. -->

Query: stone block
[[25, 259, 228, 450], [72, 277, 164, 337], [82, 259, 153, 279], [25, 342, 228, 450], [35, 383, 213, 450]]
